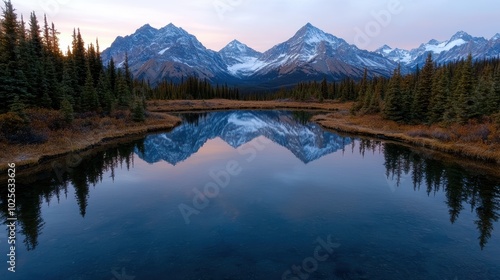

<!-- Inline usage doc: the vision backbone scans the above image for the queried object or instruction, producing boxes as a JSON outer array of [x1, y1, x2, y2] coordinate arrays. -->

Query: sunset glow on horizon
[[11, 0, 500, 53]]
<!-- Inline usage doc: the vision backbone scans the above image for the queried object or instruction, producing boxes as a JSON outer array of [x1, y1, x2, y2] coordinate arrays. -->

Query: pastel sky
[[11, 0, 500, 53]]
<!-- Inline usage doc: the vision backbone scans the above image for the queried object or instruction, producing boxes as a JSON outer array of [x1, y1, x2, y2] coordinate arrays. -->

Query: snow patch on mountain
[[158, 47, 170, 55], [103, 23, 500, 85], [424, 39, 466, 53]]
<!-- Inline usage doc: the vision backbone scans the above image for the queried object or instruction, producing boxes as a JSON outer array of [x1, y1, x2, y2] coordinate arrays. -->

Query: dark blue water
[[1, 111, 499, 280]]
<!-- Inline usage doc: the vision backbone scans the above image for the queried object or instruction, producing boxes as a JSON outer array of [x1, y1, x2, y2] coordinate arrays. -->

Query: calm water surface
[[1, 110, 499, 280]]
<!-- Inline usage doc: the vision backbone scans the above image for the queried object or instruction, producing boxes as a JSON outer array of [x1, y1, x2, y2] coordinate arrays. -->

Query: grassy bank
[[148, 99, 500, 164], [0, 108, 181, 171], [312, 104, 500, 164], [2, 99, 499, 172], [147, 99, 343, 112]]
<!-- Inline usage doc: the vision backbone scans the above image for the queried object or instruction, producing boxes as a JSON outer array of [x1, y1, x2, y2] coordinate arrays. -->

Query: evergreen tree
[[123, 52, 133, 91], [383, 65, 404, 122], [132, 99, 145, 122], [320, 77, 328, 101], [116, 71, 131, 108], [9, 95, 28, 123], [107, 58, 117, 95], [28, 12, 46, 101], [60, 97, 74, 124], [60, 57, 76, 106], [474, 66, 494, 117], [455, 54, 475, 123], [96, 72, 114, 114], [0, 1, 28, 112], [412, 53, 434, 122], [81, 66, 99, 112], [429, 68, 449, 123], [489, 66, 500, 115], [72, 28, 87, 88]]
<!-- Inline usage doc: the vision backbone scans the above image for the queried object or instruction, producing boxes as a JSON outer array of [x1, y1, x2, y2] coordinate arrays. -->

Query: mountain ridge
[[376, 30, 500, 68], [101, 24, 500, 88]]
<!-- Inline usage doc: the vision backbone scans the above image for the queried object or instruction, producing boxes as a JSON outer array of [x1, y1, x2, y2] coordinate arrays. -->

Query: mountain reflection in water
[[1, 110, 498, 255]]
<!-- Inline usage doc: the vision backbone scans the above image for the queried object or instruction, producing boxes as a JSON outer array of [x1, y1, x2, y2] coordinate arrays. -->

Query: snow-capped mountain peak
[[377, 31, 497, 69], [224, 40, 247, 52], [220, 40, 260, 56], [450, 30, 473, 42], [376, 45, 393, 54], [293, 23, 336, 45], [246, 22, 398, 81], [102, 23, 500, 87], [219, 40, 262, 77], [158, 23, 187, 37], [101, 22, 232, 85], [136, 23, 157, 34]]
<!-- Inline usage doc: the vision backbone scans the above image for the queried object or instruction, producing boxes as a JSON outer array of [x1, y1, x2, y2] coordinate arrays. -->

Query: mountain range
[[136, 111, 351, 165], [101, 23, 500, 89], [376, 31, 500, 69]]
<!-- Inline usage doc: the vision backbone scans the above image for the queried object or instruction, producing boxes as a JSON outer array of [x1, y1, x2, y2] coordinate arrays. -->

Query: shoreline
[[0, 112, 181, 172], [313, 114, 500, 165], [2, 99, 499, 173]]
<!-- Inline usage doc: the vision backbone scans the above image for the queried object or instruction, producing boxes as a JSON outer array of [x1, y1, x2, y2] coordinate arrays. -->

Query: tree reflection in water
[[1, 135, 499, 252]]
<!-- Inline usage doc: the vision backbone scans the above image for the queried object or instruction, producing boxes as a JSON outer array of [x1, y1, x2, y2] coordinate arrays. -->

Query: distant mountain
[[219, 40, 262, 77], [102, 23, 399, 87], [136, 111, 351, 165], [102, 24, 500, 87], [376, 31, 500, 69], [245, 23, 399, 87], [101, 23, 234, 84]]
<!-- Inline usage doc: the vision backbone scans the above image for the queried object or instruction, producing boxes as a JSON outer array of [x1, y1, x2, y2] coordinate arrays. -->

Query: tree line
[[0, 0, 145, 122], [2, 0, 499, 128], [254, 54, 500, 125], [0, 1, 243, 118], [361, 54, 500, 124], [147, 76, 240, 100]]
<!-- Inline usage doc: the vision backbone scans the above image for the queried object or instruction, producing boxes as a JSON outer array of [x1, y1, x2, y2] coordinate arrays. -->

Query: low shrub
[[430, 129, 452, 141], [407, 129, 429, 138], [0, 112, 48, 144], [461, 124, 490, 142]]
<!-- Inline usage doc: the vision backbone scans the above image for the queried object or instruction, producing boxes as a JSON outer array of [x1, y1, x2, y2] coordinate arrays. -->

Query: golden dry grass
[[150, 99, 500, 164], [147, 99, 348, 112], [312, 107, 500, 164], [0, 109, 181, 171]]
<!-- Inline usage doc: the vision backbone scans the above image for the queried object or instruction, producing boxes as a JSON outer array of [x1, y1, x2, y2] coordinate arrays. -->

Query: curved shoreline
[[2, 99, 499, 173], [0, 112, 182, 172], [312, 115, 500, 165]]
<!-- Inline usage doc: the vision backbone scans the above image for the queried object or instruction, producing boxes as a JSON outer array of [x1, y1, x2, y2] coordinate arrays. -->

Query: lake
[[1, 110, 499, 280]]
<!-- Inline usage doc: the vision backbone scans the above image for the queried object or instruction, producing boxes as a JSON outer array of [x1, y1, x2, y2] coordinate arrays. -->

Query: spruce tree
[[81, 66, 99, 112], [96, 72, 114, 114], [72, 28, 87, 88], [383, 66, 404, 122], [0, 1, 28, 112], [455, 54, 475, 123], [132, 99, 145, 122], [412, 53, 434, 122], [9, 95, 29, 123], [490, 66, 500, 115], [474, 68, 494, 117], [28, 12, 46, 101], [116, 71, 131, 108], [60, 97, 74, 124], [320, 77, 328, 101], [429, 68, 449, 123]]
